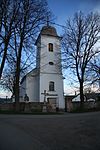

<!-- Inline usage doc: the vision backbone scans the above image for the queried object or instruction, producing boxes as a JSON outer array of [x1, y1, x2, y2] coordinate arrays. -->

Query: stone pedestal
[[42, 103, 47, 112], [24, 103, 30, 113]]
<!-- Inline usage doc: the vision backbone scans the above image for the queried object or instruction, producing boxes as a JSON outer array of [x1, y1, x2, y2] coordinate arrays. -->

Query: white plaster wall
[[36, 38, 41, 69], [39, 73, 65, 109], [38, 34, 64, 109], [40, 35, 62, 74], [20, 79, 26, 102], [26, 73, 39, 102]]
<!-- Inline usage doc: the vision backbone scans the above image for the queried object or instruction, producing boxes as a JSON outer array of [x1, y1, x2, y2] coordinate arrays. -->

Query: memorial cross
[[41, 90, 49, 102]]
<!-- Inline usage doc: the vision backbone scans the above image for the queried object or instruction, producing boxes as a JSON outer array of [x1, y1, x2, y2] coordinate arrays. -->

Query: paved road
[[0, 112, 100, 150]]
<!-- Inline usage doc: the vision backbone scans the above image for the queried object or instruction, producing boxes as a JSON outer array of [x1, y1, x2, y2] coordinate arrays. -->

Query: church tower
[[20, 25, 65, 109], [36, 25, 64, 109]]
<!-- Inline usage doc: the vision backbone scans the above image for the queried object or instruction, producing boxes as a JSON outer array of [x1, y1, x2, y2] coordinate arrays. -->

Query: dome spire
[[41, 25, 58, 37], [47, 15, 49, 26]]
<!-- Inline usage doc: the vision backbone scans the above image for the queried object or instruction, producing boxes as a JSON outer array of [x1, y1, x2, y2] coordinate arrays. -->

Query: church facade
[[20, 25, 65, 109]]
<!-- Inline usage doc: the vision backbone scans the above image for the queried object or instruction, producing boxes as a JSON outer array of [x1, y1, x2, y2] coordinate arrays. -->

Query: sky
[[0, 0, 100, 98], [47, 0, 100, 34], [47, 0, 100, 95]]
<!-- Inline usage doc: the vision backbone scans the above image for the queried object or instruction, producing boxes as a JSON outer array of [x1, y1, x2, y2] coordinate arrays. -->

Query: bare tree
[[11, 0, 50, 111], [89, 56, 100, 89], [0, 0, 4, 32], [0, 67, 15, 95], [62, 12, 100, 108], [0, 46, 35, 98], [0, 0, 51, 111], [0, 0, 19, 79]]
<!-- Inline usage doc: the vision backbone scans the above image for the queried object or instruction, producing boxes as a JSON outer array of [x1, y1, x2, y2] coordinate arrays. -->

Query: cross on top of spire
[[47, 16, 49, 26]]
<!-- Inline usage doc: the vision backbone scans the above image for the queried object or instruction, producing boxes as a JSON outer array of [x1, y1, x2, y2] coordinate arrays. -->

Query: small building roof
[[72, 94, 86, 102], [85, 93, 100, 101], [71, 93, 100, 102]]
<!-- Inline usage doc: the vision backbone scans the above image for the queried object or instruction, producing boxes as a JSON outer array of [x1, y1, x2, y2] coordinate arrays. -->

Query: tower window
[[48, 43, 53, 52], [49, 81, 55, 91], [49, 62, 54, 65]]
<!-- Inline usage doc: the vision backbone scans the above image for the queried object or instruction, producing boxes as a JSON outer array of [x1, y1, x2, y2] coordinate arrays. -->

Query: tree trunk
[[0, 39, 9, 79], [80, 81, 84, 109], [15, 61, 20, 112], [15, 41, 23, 112]]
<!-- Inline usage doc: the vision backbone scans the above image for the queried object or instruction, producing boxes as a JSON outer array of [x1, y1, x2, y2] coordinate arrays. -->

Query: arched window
[[49, 81, 54, 91], [48, 43, 53, 52]]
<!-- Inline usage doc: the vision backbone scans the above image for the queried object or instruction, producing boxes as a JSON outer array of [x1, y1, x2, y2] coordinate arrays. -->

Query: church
[[20, 25, 65, 109]]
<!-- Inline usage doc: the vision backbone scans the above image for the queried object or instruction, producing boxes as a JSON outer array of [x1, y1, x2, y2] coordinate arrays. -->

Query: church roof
[[20, 68, 39, 84], [35, 25, 61, 45], [40, 25, 58, 37]]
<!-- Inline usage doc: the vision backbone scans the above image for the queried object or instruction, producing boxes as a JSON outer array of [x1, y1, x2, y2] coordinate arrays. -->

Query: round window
[[49, 62, 54, 65]]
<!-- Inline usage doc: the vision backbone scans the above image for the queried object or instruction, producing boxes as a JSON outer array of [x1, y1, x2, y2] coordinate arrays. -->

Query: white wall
[[39, 73, 64, 108], [38, 34, 64, 108], [20, 78, 26, 102], [26, 72, 39, 102], [40, 35, 62, 74]]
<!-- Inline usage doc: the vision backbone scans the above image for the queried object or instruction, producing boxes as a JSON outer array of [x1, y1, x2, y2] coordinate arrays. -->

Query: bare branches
[[0, 0, 20, 79], [88, 56, 100, 89], [62, 12, 100, 105], [0, 0, 51, 107]]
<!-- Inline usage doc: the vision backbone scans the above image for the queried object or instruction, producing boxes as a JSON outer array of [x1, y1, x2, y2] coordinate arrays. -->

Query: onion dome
[[40, 25, 58, 37]]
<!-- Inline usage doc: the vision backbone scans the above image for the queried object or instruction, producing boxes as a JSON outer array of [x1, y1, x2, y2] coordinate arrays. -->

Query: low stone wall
[[0, 103, 14, 111], [66, 101, 100, 112], [0, 102, 57, 112], [0, 102, 44, 112]]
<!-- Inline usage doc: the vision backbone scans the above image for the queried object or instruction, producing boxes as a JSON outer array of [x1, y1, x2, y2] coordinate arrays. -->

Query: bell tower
[[35, 25, 65, 109]]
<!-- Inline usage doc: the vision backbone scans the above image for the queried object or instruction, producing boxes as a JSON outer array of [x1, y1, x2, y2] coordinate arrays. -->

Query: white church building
[[20, 25, 65, 109]]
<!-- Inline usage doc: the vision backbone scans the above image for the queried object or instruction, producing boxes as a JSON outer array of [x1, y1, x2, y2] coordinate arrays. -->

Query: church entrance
[[47, 98, 57, 109]]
